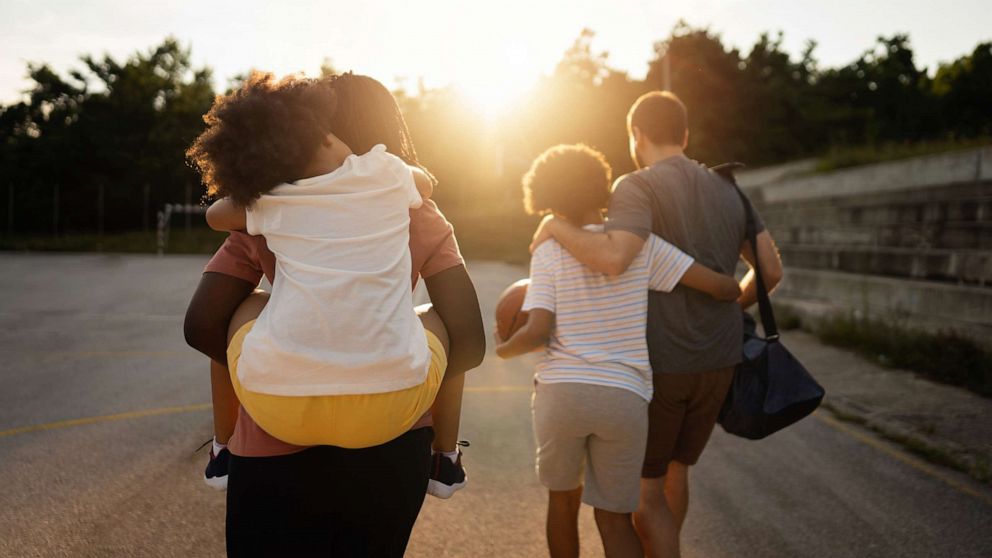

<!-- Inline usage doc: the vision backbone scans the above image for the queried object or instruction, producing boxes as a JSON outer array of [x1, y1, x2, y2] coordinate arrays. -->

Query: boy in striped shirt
[[496, 144, 739, 558]]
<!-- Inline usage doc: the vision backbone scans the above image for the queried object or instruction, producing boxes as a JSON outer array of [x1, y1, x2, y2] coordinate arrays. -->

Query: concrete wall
[[738, 146, 992, 347]]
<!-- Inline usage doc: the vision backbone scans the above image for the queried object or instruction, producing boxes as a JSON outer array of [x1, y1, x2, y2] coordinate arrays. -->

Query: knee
[[227, 290, 269, 343], [594, 508, 632, 529], [637, 478, 667, 513], [417, 304, 449, 355]]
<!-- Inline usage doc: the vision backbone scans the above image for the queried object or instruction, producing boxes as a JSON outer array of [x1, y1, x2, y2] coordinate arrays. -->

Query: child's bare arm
[[678, 262, 742, 301], [495, 309, 554, 359], [411, 167, 433, 200], [205, 198, 247, 232]]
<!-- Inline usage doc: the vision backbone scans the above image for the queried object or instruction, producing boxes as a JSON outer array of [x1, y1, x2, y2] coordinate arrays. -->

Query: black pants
[[226, 427, 433, 558]]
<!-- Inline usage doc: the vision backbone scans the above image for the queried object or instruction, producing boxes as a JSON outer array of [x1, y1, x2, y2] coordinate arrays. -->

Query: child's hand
[[411, 167, 434, 200], [530, 214, 558, 253]]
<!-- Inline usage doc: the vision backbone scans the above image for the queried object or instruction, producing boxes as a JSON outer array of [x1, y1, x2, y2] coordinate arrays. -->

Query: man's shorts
[[642, 367, 735, 478], [532, 382, 648, 513], [228, 319, 447, 449]]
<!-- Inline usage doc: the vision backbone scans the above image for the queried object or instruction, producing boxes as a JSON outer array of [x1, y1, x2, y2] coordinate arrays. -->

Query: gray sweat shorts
[[532, 381, 649, 513]]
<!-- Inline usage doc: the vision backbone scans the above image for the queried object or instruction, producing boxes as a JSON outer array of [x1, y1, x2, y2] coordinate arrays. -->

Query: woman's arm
[[495, 309, 554, 359], [183, 272, 256, 364], [423, 265, 485, 376], [678, 262, 742, 301], [205, 198, 248, 232]]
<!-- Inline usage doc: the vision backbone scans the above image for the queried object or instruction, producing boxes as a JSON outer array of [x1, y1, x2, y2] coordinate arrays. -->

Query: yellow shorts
[[228, 320, 447, 448]]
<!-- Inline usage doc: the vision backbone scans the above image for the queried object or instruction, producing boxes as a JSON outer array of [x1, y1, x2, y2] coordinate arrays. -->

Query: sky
[[1, 0, 990, 111]]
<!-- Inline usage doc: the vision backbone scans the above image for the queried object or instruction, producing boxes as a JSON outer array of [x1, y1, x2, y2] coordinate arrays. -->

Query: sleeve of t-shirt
[[378, 148, 423, 209], [604, 175, 653, 240], [413, 200, 464, 279], [521, 243, 557, 314], [203, 232, 265, 286], [646, 235, 695, 293], [245, 205, 261, 236], [751, 203, 767, 234]]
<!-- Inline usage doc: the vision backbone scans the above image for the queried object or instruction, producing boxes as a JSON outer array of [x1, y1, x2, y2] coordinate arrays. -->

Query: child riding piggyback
[[188, 72, 449, 449]]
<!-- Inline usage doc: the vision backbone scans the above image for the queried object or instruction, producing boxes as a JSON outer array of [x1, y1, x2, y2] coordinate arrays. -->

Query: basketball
[[495, 278, 530, 340]]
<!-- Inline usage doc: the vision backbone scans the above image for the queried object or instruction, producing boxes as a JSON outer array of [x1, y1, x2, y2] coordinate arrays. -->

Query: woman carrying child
[[184, 72, 485, 557]]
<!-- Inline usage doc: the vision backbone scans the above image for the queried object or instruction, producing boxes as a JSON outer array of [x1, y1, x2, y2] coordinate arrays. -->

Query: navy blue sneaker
[[204, 447, 230, 491], [427, 441, 469, 499]]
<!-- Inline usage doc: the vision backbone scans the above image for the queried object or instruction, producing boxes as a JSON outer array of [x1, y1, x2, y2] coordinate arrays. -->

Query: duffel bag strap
[[711, 163, 779, 341]]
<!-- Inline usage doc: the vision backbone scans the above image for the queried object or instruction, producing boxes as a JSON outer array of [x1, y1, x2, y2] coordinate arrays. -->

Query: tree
[[0, 38, 214, 234], [933, 42, 992, 137]]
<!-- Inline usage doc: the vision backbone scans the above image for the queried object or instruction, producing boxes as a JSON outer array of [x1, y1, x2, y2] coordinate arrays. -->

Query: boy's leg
[[594, 508, 643, 558], [580, 384, 648, 558], [547, 487, 582, 558]]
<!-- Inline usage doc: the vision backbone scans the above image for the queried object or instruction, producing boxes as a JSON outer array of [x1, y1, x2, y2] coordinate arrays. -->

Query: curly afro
[[522, 144, 612, 222], [186, 71, 338, 206]]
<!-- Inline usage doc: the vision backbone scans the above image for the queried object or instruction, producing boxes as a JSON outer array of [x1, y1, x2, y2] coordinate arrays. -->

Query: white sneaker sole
[[204, 474, 228, 491], [427, 478, 466, 499]]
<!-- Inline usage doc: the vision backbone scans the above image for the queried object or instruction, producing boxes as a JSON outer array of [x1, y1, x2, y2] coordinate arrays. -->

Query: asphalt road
[[1, 254, 990, 557]]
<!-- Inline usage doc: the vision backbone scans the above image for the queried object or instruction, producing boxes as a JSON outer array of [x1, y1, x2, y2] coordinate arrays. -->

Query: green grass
[[814, 137, 991, 173], [0, 228, 228, 254], [815, 314, 992, 398]]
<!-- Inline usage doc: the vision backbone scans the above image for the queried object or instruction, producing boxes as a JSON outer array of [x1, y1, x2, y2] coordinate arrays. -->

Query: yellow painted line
[[464, 385, 532, 393], [814, 411, 992, 507], [0, 386, 532, 439], [0, 403, 211, 439], [46, 351, 191, 358]]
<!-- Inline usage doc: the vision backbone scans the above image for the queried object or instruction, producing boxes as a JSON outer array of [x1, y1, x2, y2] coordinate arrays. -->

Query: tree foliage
[[1, 28, 990, 244]]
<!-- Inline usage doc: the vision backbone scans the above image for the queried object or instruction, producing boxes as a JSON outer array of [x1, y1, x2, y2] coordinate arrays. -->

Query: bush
[[816, 314, 992, 397]]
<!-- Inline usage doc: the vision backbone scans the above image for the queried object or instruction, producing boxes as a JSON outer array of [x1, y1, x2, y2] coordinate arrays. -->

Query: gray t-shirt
[[605, 155, 764, 374]]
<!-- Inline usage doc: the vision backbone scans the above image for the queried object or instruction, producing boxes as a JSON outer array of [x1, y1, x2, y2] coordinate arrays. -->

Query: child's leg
[[594, 508, 643, 558], [547, 487, 583, 558], [211, 290, 269, 442], [228, 291, 269, 344], [210, 360, 239, 444], [417, 305, 460, 452]]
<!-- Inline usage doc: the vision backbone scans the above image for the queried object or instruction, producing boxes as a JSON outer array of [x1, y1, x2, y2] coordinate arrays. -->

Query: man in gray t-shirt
[[607, 155, 766, 374], [531, 91, 783, 558]]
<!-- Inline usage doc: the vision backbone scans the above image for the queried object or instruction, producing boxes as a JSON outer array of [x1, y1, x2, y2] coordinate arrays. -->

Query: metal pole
[[143, 183, 150, 233], [6, 183, 12, 237], [184, 183, 192, 234], [97, 183, 105, 237], [53, 183, 59, 238]]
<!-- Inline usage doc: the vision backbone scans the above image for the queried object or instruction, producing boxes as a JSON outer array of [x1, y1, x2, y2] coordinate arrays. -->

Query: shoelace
[[193, 438, 213, 457]]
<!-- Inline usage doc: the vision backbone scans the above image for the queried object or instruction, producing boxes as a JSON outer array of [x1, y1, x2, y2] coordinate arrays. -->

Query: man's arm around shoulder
[[532, 217, 645, 276]]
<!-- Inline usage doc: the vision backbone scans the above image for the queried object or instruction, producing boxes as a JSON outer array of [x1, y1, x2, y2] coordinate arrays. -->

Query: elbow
[[183, 308, 218, 358], [721, 282, 743, 302], [183, 312, 207, 354], [602, 255, 629, 277], [764, 265, 784, 291], [450, 319, 487, 372], [463, 329, 487, 371]]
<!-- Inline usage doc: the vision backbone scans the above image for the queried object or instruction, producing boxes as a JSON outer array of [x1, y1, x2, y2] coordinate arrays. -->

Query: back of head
[[522, 144, 612, 223], [187, 71, 338, 206], [325, 73, 423, 169], [627, 91, 688, 147]]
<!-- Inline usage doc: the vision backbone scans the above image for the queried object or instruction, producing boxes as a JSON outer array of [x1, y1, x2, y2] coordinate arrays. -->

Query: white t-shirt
[[522, 225, 694, 401], [238, 144, 430, 396]]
